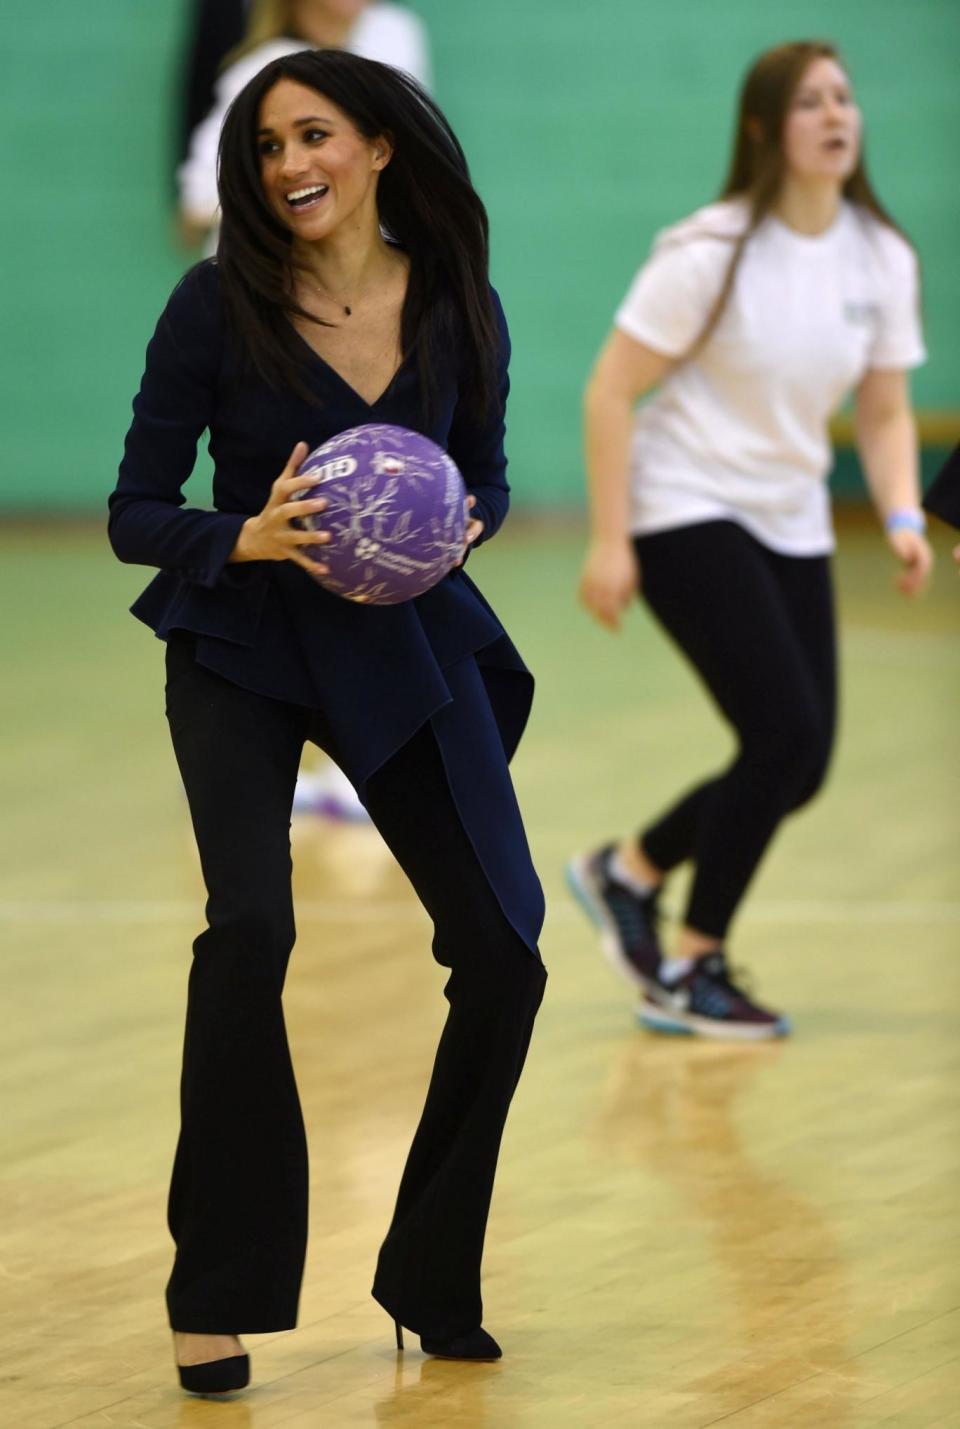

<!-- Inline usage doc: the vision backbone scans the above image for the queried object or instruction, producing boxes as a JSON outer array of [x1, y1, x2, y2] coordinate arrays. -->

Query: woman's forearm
[[584, 379, 634, 544], [855, 407, 922, 521]]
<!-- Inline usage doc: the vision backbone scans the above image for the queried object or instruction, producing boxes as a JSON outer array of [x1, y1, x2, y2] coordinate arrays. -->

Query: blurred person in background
[[111, 50, 545, 1392], [178, 0, 431, 246], [175, 0, 250, 184], [923, 445, 960, 566], [568, 40, 931, 1041]]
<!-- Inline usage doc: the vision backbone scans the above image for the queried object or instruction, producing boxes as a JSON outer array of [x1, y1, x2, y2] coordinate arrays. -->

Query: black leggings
[[162, 638, 546, 1339], [635, 521, 836, 939]]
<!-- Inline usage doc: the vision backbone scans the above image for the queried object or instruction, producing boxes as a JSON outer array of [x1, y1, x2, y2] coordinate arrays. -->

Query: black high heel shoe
[[394, 1320, 502, 1361], [177, 1353, 251, 1396]]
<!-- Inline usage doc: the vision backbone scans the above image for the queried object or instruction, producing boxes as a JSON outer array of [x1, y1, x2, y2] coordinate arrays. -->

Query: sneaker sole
[[636, 1000, 792, 1042], [565, 855, 662, 997]]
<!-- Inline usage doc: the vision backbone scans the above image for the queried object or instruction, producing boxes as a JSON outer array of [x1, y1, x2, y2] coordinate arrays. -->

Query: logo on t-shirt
[[844, 301, 880, 326]]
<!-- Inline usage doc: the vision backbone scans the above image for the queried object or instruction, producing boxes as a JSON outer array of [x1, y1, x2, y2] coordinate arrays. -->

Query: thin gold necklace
[[302, 273, 352, 318]]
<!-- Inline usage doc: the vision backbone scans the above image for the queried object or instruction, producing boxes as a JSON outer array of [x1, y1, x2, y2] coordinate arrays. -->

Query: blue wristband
[[885, 508, 926, 535]]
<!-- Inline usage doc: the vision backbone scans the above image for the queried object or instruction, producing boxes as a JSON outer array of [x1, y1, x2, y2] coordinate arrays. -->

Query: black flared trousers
[[635, 521, 837, 939], [162, 637, 546, 1338]]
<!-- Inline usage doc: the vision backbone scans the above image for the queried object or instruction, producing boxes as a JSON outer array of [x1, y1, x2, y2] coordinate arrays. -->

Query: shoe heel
[[394, 1319, 404, 1351]]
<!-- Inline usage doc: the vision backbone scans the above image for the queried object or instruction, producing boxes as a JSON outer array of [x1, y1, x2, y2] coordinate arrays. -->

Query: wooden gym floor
[[1, 516, 958, 1427]]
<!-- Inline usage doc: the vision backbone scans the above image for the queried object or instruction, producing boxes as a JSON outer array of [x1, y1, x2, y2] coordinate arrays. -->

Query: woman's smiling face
[[257, 78, 391, 242]]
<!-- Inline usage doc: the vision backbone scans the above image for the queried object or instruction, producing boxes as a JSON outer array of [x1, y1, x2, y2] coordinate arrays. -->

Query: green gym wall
[[1, 0, 957, 512]]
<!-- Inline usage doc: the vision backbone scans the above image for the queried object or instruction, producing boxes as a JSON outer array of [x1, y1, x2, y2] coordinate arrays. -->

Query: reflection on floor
[[1, 518, 958, 1427]]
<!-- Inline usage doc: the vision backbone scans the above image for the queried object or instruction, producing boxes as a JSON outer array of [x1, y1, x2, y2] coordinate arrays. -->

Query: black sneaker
[[566, 844, 663, 994], [638, 951, 790, 1041]]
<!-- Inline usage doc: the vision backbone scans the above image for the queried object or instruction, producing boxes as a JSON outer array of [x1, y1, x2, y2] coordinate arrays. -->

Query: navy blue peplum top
[[109, 260, 543, 952]]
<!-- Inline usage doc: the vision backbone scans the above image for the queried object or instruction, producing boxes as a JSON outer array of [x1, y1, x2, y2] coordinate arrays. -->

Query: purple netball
[[295, 424, 469, 605]]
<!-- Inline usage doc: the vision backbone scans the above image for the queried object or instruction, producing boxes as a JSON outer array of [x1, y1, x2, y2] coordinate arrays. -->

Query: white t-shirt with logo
[[614, 199, 925, 554]]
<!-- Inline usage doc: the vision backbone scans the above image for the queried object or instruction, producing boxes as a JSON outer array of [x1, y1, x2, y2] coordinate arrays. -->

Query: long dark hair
[[216, 49, 499, 417], [687, 40, 911, 357]]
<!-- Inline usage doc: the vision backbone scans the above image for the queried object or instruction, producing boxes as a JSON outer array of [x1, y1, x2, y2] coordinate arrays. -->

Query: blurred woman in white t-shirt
[[567, 40, 932, 1040]]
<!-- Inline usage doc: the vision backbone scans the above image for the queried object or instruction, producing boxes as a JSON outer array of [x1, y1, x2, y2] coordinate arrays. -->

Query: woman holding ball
[[109, 51, 545, 1392], [569, 40, 931, 1040]]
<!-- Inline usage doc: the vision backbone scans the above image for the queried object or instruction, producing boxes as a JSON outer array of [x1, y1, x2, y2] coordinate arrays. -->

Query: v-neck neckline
[[287, 321, 409, 410], [287, 240, 411, 410]]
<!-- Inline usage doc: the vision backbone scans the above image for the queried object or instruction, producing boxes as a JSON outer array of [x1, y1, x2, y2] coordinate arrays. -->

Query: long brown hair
[[688, 41, 909, 357], [230, 1, 363, 60], [221, 1, 295, 68], [242, 0, 300, 50]]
